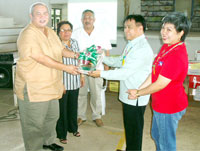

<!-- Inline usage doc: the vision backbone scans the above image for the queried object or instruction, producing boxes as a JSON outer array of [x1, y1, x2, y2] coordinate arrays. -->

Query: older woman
[[128, 12, 191, 151], [56, 21, 83, 144]]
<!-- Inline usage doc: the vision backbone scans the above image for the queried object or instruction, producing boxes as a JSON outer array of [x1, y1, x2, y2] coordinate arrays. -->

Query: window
[[51, 8, 62, 31]]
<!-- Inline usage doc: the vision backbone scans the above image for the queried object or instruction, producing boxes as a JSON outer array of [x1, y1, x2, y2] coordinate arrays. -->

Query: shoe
[[43, 143, 64, 151], [94, 119, 104, 127], [59, 139, 67, 144], [73, 131, 81, 137], [77, 118, 86, 126]]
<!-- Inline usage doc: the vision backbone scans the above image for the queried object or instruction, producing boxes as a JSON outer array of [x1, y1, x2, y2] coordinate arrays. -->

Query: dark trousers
[[122, 102, 146, 151], [56, 89, 79, 140]]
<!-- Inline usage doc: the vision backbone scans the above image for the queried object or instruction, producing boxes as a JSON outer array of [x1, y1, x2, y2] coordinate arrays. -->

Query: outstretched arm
[[30, 52, 79, 75], [62, 48, 79, 59]]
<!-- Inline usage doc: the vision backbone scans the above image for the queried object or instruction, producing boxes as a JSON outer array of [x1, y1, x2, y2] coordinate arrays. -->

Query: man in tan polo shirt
[[14, 2, 79, 151]]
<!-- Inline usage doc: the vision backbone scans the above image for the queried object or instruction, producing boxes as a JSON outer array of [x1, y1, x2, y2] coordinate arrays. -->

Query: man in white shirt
[[89, 15, 153, 150], [72, 9, 112, 127]]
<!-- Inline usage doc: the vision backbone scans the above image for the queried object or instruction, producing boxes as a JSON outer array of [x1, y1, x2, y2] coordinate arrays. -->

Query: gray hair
[[29, 2, 49, 15], [162, 12, 191, 41], [81, 9, 95, 19]]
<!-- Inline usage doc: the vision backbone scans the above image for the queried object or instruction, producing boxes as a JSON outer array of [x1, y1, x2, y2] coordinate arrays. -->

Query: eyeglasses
[[60, 29, 72, 33]]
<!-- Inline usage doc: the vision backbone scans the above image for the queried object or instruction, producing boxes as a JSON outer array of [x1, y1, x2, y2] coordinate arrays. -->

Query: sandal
[[59, 139, 67, 144], [73, 132, 81, 137]]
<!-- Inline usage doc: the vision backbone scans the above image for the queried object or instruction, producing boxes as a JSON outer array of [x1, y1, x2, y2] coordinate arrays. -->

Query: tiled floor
[[0, 86, 200, 151]]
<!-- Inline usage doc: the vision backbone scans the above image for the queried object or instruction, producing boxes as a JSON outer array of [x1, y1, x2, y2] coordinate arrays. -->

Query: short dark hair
[[57, 21, 73, 35], [161, 12, 191, 41], [123, 14, 146, 32]]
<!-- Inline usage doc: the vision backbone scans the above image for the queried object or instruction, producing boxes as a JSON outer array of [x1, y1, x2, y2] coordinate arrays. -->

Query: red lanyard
[[152, 42, 183, 75]]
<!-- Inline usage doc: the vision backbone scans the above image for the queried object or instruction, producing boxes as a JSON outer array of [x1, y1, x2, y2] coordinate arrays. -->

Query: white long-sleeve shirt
[[101, 34, 154, 106]]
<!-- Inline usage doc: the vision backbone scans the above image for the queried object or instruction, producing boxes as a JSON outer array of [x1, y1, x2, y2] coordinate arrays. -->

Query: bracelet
[[136, 90, 140, 97]]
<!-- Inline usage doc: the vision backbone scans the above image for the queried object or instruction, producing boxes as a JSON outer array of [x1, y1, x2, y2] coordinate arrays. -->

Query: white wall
[[0, 0, 49, 26], [0, 0, 141, 27]]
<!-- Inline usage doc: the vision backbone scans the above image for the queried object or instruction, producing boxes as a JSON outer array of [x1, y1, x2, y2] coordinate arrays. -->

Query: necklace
[[152, 42, 183, 75]]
